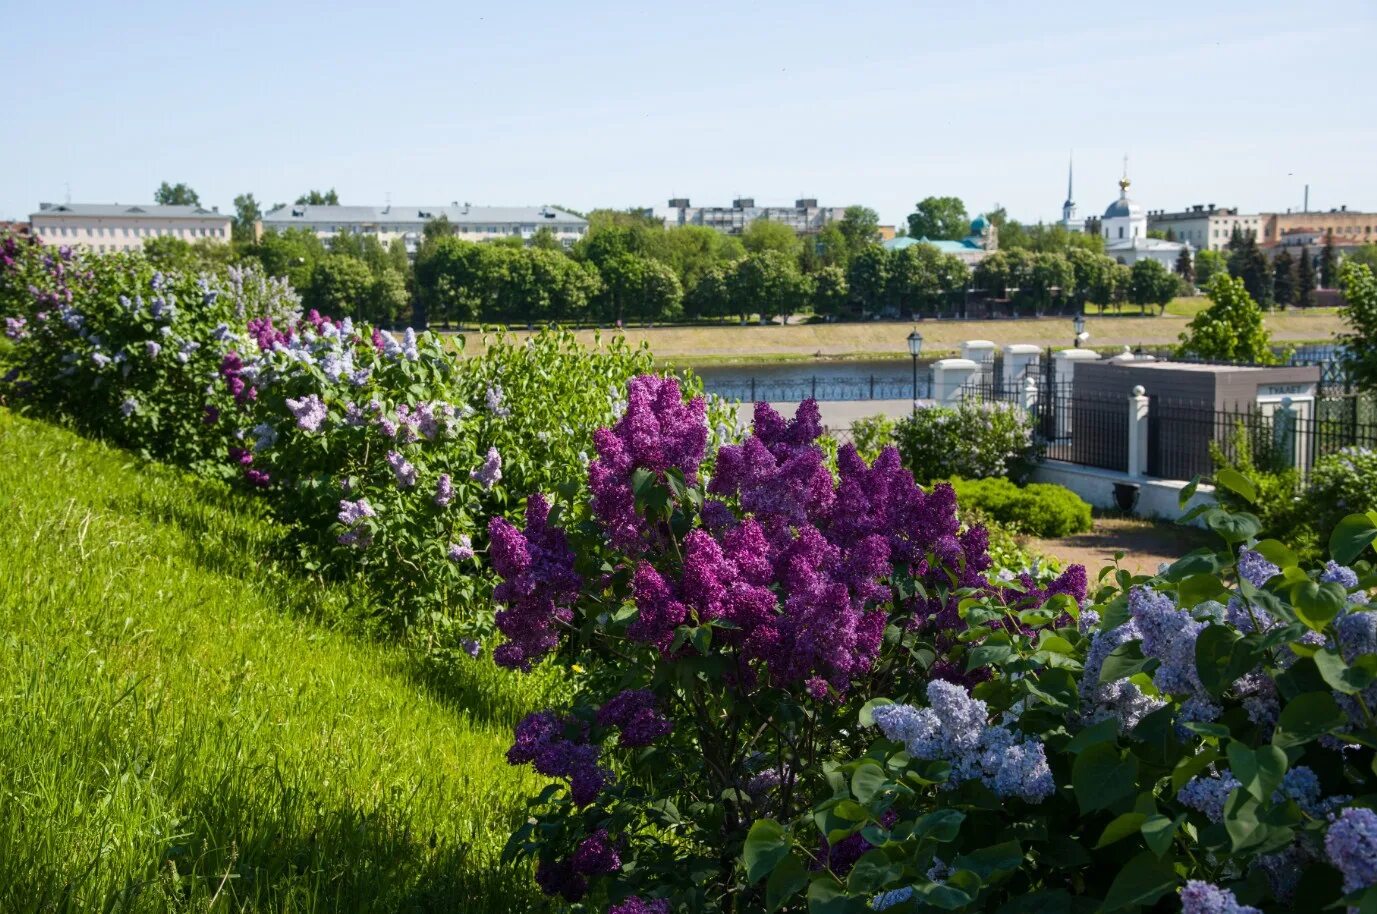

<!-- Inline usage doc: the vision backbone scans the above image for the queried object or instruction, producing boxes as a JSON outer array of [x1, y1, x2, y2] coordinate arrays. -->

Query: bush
[[1307, 446, 1377, 541], [490, 385, 1086, 911], [747, 486, 1377, 914], [949, 476, 1092, 538], [894, 401, 1037, 484], [850, 413, 896, 464]]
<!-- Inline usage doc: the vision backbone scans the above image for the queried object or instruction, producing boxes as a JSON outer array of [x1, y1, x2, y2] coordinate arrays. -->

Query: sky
[[3, 0, 1375, 227]]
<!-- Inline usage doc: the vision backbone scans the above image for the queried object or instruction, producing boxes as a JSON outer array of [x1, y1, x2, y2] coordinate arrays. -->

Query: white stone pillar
[[960, 340, 996, 382], [1127, 384, 1150, 477], [1052, 348, 1101, 387], [1003, 344, 1042, 390], [1022, 375, 1039, 412], [931, 358, 979, 405], [1051, 349, 1101, 438]]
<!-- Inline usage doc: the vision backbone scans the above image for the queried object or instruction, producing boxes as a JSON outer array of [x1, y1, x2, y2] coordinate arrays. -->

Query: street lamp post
[[907, 329, 924, 407], [1072, 314, 1086, 348]]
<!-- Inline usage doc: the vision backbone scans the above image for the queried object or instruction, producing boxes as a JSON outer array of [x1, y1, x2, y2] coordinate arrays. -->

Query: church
[[1060, 159, 1191, 269]]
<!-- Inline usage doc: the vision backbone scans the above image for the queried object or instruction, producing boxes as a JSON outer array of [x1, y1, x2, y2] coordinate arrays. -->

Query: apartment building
[[653, 198, 848, 235], [29, 203, 232, 253], [261, 203, 588, 252], [1261, 207, 1375, 246], [1145, 204, 1264, 252]]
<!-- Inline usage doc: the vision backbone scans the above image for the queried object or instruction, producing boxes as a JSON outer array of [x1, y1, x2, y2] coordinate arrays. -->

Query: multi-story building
[[1146, 204, 1264, 252], [653, 198, 848, 235], [28, 203, 232, 253], [261, 203, 588, 253], [1260, 207, 1375, 246]]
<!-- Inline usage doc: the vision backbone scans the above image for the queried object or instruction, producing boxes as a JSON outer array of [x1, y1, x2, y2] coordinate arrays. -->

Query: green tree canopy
[[846, 244, 891, 316], [232, 193, 262, 243], [906, 196, 968, 241], [1321, 231, 1338, 288], [1128, 258, 1178, 314], [308, 254, 375, 320], [154, 182, 200, 206], [836, 206, 881, 256], [252, 228, 326, 292], [295, 189, 341, 206], [740, 219, 802, 258], [1272, 249, 1296, 308], [1194, 249, 1228, 288], [1297, 246, 1316, 308], [1338, 262, 1377, 392], [1177, 273, 1277, 363], [810, 265, 849, 320], [726, 250, 809, 324]]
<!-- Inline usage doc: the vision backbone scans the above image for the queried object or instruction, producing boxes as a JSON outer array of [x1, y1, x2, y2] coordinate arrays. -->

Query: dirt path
[[1026, 516, 1214, 577]]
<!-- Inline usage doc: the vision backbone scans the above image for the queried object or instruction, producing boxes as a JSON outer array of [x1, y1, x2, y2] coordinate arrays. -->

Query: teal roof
[[970, 215, 989, 233], [883, 236, 981, 253]]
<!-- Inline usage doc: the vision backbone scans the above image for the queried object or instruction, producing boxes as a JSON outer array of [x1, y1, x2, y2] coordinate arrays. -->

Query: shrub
[[949, 476, 1092, 538], [894, 401, 1037, 484], [850, 413, 896, 464], [746, 483, 1377, 914], [1306, 447, 1377, 542], [490, 382, 1086, 911]]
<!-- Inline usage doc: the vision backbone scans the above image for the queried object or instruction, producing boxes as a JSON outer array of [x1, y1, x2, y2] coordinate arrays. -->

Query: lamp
[[907, 329, 924, 406], [1072, 314, 1086, 348]]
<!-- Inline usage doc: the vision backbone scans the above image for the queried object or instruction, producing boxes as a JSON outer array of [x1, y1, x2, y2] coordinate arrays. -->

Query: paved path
[[1027, 517, 1213, 576]]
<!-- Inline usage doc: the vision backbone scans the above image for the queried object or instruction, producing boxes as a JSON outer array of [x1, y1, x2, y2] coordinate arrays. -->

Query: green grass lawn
[[0, 410, 547, 912]]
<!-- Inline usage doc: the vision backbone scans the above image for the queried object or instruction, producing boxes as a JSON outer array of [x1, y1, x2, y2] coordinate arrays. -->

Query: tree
[[1194, 249, 1228, 288], [886, 245, 942, 316], [232, 193, 262, 244], [1068, 249, 1116, 309], [1338, 262, 1377, 391], [836, 206, 881, 257], [1227, 231, 1273, 308], [1025, 252, 1075, 313], [726, 251, 809, 324], [1351, 244, 1377, 273], [684, 264, 731, 322], [740, 219, 801, 258], [251, 227, 326, 292], [308, 254, 374, 319], [810, 265, 849, 320], [1175, 247, 1194, 284], [1177, 273, 1277, 363], [1272, 250, 1296, 308], [295, 189, 341, 206], [846, 245, 890, 316], [154, 182, 200, 206], [972, 251, 1014, 299], [530, 226, 563, 251], [800, 223, 848, 273], [1296, 246, 1316, 308], [1321, 230, 1337, 288], [906, 196, 968, 241], [598, 254, 681, 326], [368, 267, 410, 324], [662, 226, 743, 294], [1128, 258, 1178, 315]]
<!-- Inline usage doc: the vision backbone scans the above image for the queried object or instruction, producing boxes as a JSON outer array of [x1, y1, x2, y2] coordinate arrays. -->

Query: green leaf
[[1331, 512, 1377, 564], [1316, 650, 1377, 695], [1100, 851, 1179, 912], [744, 819, 789, 884], [1100, 640, 1151, 684], [952, 841, 1022, 879], [1204, 508, 1262, 544], [1066, 716, 1120, 755], [1252, 539, 1299, 570], [806, 876, 853, 914], [850, 763, 889, 805], [1178, 476, 1200, 509], [1195, 624, 1258, 698], [847, 848, 903, 894], [765, 854, 809, 912], [1226, 741, 1287, 802], [1215, 467, 1257, 504], [914, 882, 975, 910], [1273, 691, 1348, 749], [1071, 742, 1138, 813], [910, 808, 965, 842], [858, 698, 893, 728], [1289, 581, 1348, 631], [1095, 812, 1148, 848], [1179, 572, 1229, 608], [1140, 814, 1178, 857]]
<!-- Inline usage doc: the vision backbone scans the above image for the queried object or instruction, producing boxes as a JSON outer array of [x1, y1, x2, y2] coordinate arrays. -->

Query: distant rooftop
[[31, 203, 227, 220], [261, 204, 586, 227]]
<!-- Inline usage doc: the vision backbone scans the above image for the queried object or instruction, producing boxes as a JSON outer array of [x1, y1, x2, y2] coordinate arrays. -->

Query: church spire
[[1119, 154, 1131, 193], [1065, 154, 1075, 207]]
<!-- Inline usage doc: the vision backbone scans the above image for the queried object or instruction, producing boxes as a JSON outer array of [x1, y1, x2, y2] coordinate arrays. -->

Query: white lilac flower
[[401, 327, 419, 360], [159, 325, 173, 337], [176, 339, 200, 364], [485, 384, 510, 417], [145, 340, 162, 359], [252, 422, 278, 450], [91, 352, 111, 368], [119, 397, 137, 418]]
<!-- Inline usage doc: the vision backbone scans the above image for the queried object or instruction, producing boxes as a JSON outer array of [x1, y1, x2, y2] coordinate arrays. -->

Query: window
[[1118, 226, 1124, 239]]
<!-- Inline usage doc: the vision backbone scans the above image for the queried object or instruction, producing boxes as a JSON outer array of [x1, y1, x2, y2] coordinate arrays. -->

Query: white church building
[[1061, 161, 1191, 269]]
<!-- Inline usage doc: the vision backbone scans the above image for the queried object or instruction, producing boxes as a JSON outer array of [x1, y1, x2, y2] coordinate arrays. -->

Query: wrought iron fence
[[702, 375, 931, 402]]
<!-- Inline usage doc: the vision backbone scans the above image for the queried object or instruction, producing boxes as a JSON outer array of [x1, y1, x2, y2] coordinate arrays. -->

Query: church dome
[[970, 214, 989, 234], [1104, 196, 1143, 219]]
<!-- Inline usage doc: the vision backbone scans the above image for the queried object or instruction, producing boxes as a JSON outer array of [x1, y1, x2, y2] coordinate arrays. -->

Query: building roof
[[30, 203, 228, 220], [261, 204, 587, 227], [1103, 194, 1144, 219], [883, 236, 981, 253]]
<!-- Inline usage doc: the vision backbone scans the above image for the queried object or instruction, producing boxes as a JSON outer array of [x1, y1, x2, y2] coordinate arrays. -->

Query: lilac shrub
[[493, 375, 1085, 912]]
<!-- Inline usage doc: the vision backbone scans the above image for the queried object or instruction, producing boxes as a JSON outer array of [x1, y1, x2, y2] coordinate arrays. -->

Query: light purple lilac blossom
[[1177, 771, 1242, 822], [285, 394, 328, 432], [1325, 806, 1377, 894], [434, 473, 454, 507], [1179, 880, 1261, 914], [485, 384, 510, 417], [1237, 547, 1280, 588], [386, 450, 417, 488], [471, 447, 502, 490], [447, 536, 474, 562]]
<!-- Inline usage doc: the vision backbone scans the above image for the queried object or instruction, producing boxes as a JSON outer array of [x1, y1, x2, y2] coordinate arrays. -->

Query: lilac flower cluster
[[485, 383, 510, 417], [589, 374, 708, 549], [4, 316, 27, 340], [447, 536, 474, 562], [1179, 880, 1261, 914], [596, 689, 673, 747], [1236, 547, 1281, 587], [871, 680, 1055, 803], [1177, 771, 1242, 822], [337, 498, 376, 548], [608, 899, 669, 914], [507, 710, 608, 807], [1325, 806, 1377, 894], [1080, 617, 1164, 732], [489, 494, 582, 670], [471, 446, 502, 490], [433, 473, 454, 507], [285, 393, 327, 432], [385, 450, 417, 488]]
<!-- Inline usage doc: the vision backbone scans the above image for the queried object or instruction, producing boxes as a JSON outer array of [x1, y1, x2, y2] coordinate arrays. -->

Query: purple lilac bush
[[493, 374, 1086, 911]]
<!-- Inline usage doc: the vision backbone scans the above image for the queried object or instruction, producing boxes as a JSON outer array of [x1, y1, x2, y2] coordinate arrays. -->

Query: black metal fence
[[1147, 396, 1377, 481], [702, 375, 931, 403]]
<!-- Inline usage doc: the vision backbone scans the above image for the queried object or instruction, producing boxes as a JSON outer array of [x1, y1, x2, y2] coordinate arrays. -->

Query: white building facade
[[28, 203, 232, 253], [653, 198, 847, 235], [261, 204, 588, 253], [1099, 176, 1192, 268], [1146, 205, 1264, 252]]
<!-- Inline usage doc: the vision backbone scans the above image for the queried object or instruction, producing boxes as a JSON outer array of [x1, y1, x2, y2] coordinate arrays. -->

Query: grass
[[443, 307, 1343, 366], [0, 410, 550, 913]]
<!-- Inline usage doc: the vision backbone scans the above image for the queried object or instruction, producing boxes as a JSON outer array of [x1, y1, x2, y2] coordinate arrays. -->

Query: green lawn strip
[[0, 410, 544, 912]]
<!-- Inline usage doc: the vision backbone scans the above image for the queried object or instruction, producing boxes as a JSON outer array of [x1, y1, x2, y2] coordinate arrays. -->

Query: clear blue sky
[[4, 0, 1374, 227]]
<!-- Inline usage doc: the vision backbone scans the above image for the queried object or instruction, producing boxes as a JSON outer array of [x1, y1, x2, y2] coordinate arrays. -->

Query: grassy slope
[[448, 304, 1342, 365], [0, 410, 546, 913]]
